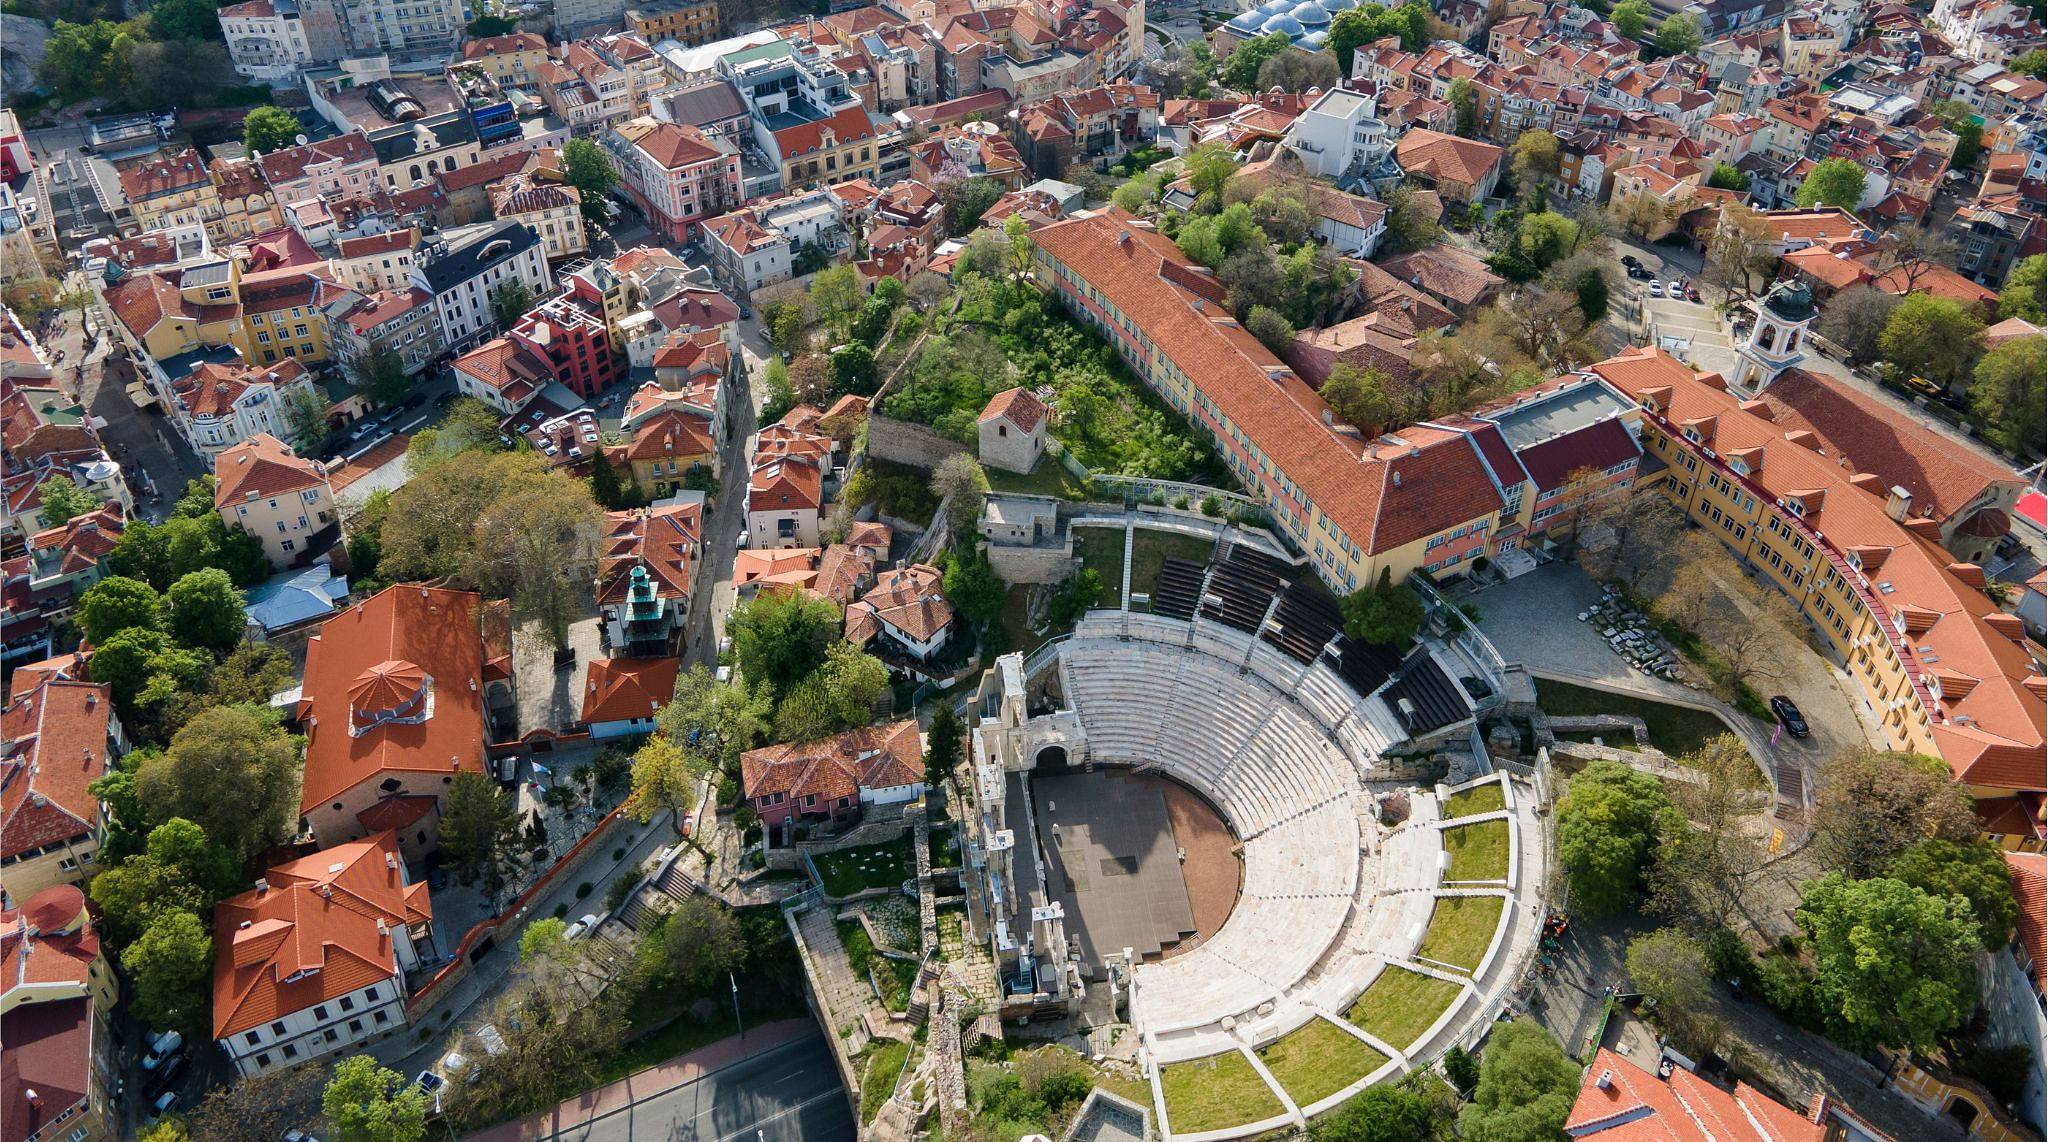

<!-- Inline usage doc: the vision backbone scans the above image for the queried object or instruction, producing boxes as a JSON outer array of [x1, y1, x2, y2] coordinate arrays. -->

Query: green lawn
[[859, 1040, 912, 1122], [985, 459, 1088, 499], [1159, 1053, 1285, 1133], [1441, 782, 1505, 818], [1553, 729, 1642, 751], [999, 583, 1057, 659], [1535, 680, 1740, 757], [812, 837, 915, 897], [1345, 967, 1465, 1052], [1073, 526, 1127, 607], [1416, 896, 1505, 973], [1442, 820, 1511, 882], [1128, 528, 1216, 599], [1256, 1018, 1388, 1108]]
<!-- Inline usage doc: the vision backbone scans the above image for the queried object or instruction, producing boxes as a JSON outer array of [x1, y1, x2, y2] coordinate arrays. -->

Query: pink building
[[606, 120, 743, 244]]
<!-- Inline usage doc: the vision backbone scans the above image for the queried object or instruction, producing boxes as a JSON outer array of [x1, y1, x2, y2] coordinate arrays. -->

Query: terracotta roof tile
[[978, 386, 1046, 431], [0, 680, 114, 861], [582, 656, 679, 725], [740, 719, 922, 804]]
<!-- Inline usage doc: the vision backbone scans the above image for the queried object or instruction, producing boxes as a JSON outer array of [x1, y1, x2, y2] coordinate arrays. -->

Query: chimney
[[1884, 485, 1912, 521], [255, 878, 270, 894], [1596, 1070, 1613, 1090]]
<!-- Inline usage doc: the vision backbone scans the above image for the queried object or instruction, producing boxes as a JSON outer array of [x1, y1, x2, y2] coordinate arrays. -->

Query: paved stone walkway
[[794, 904, 894, 1049]]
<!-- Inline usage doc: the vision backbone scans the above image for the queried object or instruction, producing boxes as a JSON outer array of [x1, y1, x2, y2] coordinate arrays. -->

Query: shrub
[[575, 882, 593, 899], [718, 775, 741, 805], [553, 903, 570, 919], [1199, 494, 1223, 517], [605, 873, 639, 912]]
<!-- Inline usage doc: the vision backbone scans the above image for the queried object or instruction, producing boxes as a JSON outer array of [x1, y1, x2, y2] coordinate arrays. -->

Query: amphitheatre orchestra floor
[[1031, 770, 1240, 973]]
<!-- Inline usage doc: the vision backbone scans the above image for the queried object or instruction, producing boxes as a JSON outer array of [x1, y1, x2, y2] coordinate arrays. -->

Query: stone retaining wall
[[868, 414, 968, 471]]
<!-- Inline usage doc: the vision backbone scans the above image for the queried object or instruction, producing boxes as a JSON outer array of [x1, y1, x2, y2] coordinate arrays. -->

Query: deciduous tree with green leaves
[[559, 138, 619, 227], [124, 908, 213, 1035], [1971, 334, 2046, 456], [1796, 872, 1981, 1051], [1888, 838, 2020, 950], [1557, 761, 1681, 915], [243, 105, 302, 155], [1339, 567, 1425, 646], [1793, 157, 1868, 210], [729, 590, 842, 697], [322, 1055, 431, 1142], [35, 475, 99, 526], [1706, 162, 1750, 191], [1879, 292, 1984, 390], [166, 568, 247, 652], [137, 705, 303, 860], [1457, 1020, 1580, 1142], [78, 575, 164, 644], [623, 734, 698, 825], [1999, 253, 2045, 323]]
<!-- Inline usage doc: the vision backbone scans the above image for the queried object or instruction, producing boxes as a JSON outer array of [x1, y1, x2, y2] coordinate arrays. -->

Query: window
[[255, 1053, 272, 1068], [315, 1005, 329, 1020], [339, 995, 355, 1012], [348, 1019, 364, 1034], [246, 1031, 262, 1046], [373, 1010, 389, 1025], [283, 1044, 299, 1060], [281, 539, 295, 552]]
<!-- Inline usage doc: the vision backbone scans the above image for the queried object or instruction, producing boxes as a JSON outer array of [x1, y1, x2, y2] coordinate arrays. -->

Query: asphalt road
[[505, 1032, 856, 1142]]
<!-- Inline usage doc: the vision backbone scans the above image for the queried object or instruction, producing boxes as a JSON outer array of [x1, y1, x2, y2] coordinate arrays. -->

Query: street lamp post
[[731, 971, 744, 1038]]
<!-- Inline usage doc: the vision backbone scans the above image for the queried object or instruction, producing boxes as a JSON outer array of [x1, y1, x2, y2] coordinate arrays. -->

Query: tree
[[1575, 482, 1685, 595], [1815, 284, 1898, 362], [1340, 567, 1425, 646], [124, 37, 234, 113], [1702, 203, 1780, 300], [831, 341, 877, 395], [937, 175, 1004, 237], [559, 138, 618, 227], [1652, 10, 1702, 55], [1796, 873, 1980, 1051], [439, 771, 521, 894], [729, 590, 842, 696], [1610, 189, 1668, 240], [587, 445, 629, 509], [1812, 748, 1980, 879], [1649, 736, 1769, 929], [2014, 48, 2046, 77], [907, 271, 953, 311], [1888, 838, 2019, 950], [1880, 293, 1985, 390], [1220, 32, 1293, 90], [350, 344, 411, 408], [941, 540, 1006, 630], [78, 575, 164, 645], [89, 817, 238, 944], [924, 705, 964, 786], [1794, 157, 1868, 210], [183, 1066, 329, 1142], [489, 279, 534, 330], [138, 706, 302, 860], [1972, 335, 2046, 455], [656, 664, 771, 773], [1929, 100, 1984, 169], [1381, 184, 1442, 254], [1325, 1, 1427, 72], [1627, 929, 1720, 1054], [1706, 162, 1750, 191], [1998, 253, 2045, 323], [1256, 48, 1341, 93], [1866, 227, 1960, 294], [1572, 265, 1609, 324], [809, 264, 864, 340], [243, 105, 301, 155], [322, 1055, 431, 1142], [1509, 130, 1560, 196], [86, 627, 210, 724], [1557, 761, 1680, 915], [1320, 364, 1401, 435], [930, 452, 991, 537], [148, 0, 224, 41], [787, 353, 833, 406], [1457, 1020, 1580, 1142], [124, 908, 213, 1034], [166, 568, 246, 652], [774, 641, 889, 742], [1244, 304, 1296, 356], [623, 734, 697, 825], [462, 465, 604, 650], [1448, 77, 1479, 137], [1610, 0, 1651, 39], [642, 896, 747, 991], [1516, 212, 1579, 268], [1309, 1083, 1436, 1142], [36, 475, 100, 527]]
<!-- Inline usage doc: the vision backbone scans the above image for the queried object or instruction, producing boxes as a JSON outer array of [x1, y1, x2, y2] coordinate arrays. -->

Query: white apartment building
[[409, 220, 552, 352], [213, 433, 342, 569], [220, 0, 316, 83]]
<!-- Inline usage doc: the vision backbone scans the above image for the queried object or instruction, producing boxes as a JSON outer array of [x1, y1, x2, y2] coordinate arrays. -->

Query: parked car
[[142, 1030, 183, 1072], [415, 1071, 444, 1096], [402, 393, 426, 409], [735, 529, 748, 551], [150, 1052, 187, 1092], [1906, 375, 1944, 398], [1620, 254, 1641, 268], [1647, 280, 1665, 297], [1627, 264, 1655, 280], [151, 1092, 181, 1120], [1769, 695, 1809, 738], [1685, 285, 1702, 303], [1666, 280, 1683, 298], [563, 914, 600, 940]]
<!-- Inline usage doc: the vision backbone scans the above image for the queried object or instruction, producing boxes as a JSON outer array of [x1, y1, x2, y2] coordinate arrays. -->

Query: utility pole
[[731, 971, 744, 1038]]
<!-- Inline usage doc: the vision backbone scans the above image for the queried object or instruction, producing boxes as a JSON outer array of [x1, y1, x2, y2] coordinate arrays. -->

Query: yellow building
[[1591, 345, 2045, 831], [234, 267, 336, 368], [456, 31, 553, 89], [771, 105, 881, 190], [627, 0, 721, 45], [207, 157, 280, 242], [117, 149, 219, 236]]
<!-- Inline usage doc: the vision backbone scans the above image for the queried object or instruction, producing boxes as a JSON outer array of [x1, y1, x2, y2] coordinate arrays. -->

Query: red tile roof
[[118, 148, 210, 204], [597, 502, 702, 607], [1394, 128, 1504, 187], [582, 656, 680, 725], [214, 432, 327, 506], [740, 719, 923, 804], [297, 587, 488, 814], [979, 386, 1046, 432], [1031, 210, 1503, 557], [212, 831, 430, 1037], [0, 884, 101, 996], [1745, 369, 2021, 528], [772, 105, 876, 160], [1594, 347, 2043, 794], [2007, 851, 2046, 989], [1, 680, 113, 861], [2, 997, 94, 1142], [845, 563, 954, 645], [1566, 1048, 1825, 1141]]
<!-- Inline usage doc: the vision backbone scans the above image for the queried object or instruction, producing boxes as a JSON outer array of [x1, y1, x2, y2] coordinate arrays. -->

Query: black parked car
[[1769, 695, 1809, 738]]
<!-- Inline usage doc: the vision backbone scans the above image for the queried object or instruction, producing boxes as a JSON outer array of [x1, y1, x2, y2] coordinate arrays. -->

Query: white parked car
[[1647, 280, 1664, 298], [142, 1030, 183, 1072]]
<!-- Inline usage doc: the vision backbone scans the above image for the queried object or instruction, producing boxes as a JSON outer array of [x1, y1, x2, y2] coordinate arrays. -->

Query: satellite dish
[[295, 134, 310, 146]]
